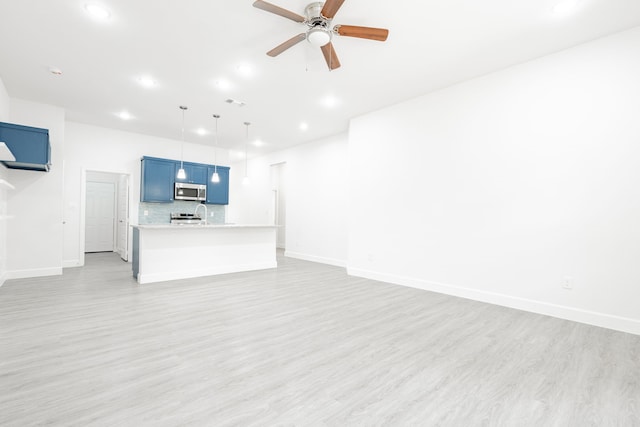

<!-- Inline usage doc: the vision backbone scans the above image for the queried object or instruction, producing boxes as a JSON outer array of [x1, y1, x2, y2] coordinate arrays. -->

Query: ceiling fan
[[253, 0, 389, 70]]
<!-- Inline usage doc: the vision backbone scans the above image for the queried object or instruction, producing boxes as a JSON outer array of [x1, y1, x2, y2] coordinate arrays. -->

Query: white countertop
[[133, 223, 277, 230]]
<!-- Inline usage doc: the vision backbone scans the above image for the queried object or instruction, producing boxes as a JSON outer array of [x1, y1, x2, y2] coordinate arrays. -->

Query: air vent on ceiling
[[225, 98, 246, 107]]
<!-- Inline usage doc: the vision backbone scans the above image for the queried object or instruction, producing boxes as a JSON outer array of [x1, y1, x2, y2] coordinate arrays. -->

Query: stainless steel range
[[170, 213, 203, 225]]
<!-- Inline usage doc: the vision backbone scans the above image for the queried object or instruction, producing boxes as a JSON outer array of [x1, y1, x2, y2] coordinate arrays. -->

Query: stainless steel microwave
[[174, 182, 206, 201]]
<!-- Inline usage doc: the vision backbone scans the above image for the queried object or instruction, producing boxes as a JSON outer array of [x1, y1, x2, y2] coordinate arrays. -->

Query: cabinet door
[[141, 158, 175, 202], [190, 164, 208, 184], [206, 166, 229, 205], [175, 162, 207, 184]]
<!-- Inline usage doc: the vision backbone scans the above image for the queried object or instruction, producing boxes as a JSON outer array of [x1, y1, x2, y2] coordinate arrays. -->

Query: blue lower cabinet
[[141, 157, 175, 202], [207, 166, 229, 205]]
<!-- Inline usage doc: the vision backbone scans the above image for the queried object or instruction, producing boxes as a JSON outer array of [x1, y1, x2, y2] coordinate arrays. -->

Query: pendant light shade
[[177, 168, 186, 180], [211, 114, 220, 183], [177, 105, 188, 180], [243, 121, 250, 185]]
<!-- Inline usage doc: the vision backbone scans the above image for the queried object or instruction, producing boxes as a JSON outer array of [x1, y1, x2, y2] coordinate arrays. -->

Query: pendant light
[[211, 114, 221, 183], [176, 105, 188, 180], [243, 121, 251, 185]]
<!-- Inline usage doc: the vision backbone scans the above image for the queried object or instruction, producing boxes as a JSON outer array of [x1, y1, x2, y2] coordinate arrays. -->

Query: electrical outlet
[[144, 210, 149, 216], [563, 276, 573, 290], [210, 212, 214, 217]]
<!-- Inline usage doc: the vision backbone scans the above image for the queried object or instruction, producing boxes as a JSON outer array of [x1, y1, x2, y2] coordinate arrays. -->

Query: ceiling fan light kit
[[253, 0, 389, 70], [307, 27, 332, 47]]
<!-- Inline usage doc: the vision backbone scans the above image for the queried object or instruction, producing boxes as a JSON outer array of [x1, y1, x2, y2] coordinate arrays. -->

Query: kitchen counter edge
[[132, 224, 278, 230]]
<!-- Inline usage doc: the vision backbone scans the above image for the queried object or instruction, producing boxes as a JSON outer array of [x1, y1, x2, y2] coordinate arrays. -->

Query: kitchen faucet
[[194, 203, 208, 225]]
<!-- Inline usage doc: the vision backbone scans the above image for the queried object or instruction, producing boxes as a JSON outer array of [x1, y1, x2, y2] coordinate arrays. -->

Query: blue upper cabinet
[[141, 157, 175, 202], [0, 121, 51, 171], [206, 166, 230, 205], [174, 161, 208, 185], [140, 156, 230, 205]]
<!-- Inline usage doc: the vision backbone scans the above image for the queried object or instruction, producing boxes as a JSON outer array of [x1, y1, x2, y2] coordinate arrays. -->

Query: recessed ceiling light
[[321, 95, 340, 109], [117, 111, 132, 120], [230, 150, 246, 160], [216, 79, 233, 91], [236, 64, 254, 77], [137, 76, 157, 88], [551, 0, 582, 18], [299, 122, 309, 131], [48, 66, 63, 76], [196, 128, 208, 136], [253, 139, 264, 147], [84, 3, 111, 20]]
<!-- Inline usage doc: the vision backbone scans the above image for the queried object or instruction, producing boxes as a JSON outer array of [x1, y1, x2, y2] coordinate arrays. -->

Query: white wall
[[348, 27, 640, 335], [228, 133, 349, 267], [0, 77, 10, 285], [0, 77, 8, 120], [63, 121, 230, 267], [6, 99, 65, 279]]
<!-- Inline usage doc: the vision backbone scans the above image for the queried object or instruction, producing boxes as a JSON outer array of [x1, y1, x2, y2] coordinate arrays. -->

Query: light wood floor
[[1, 252, 639, 426]]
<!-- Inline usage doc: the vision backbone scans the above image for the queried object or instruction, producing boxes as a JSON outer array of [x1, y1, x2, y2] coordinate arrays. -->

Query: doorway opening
[[270, 162, 287, 249], [84, 171, 130, 261]]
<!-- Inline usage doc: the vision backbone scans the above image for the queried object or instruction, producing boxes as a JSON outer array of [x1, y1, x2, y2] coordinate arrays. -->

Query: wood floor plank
[[1, 252, 639, 426]]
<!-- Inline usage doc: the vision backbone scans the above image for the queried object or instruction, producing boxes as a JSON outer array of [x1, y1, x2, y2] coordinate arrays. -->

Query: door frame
[[79, 168, 132, 266], [270, 162, 287, 250]]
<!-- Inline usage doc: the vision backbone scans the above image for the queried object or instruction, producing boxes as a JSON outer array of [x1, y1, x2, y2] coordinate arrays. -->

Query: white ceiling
[[1, 0, 640, 157]]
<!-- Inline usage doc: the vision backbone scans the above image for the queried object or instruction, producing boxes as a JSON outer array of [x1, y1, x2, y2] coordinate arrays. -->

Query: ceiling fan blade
[[321, 0, 346, 19], [335, 25, 389, 41], [253, 0, 305, 23], [321, 42, 341, 70], [267, 33, 306, 57]]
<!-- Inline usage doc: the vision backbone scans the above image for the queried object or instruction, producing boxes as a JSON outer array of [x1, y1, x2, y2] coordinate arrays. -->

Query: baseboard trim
[[62, 259, 81, 268], [348, 267, 640, 336], [0, 271, 5, 288], [6, 267, 63, 280], [284, 251, 347, 268], [138, 262, 277, 285]]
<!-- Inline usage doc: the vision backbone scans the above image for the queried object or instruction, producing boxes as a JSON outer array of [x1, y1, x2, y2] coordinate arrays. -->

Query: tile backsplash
[[139, 201, 226, 224]]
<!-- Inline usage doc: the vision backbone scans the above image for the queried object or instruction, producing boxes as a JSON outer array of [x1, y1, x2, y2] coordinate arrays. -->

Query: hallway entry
[[84, 171, 130, 260]]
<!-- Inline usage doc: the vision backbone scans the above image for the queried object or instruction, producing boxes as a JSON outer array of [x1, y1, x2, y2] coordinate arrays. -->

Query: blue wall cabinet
[[207, 166, 230, 205], [175, 162, 207, 185], [141, 157, 175, 202], [140, 156, 230, 205], [0, 121, 51, 171]]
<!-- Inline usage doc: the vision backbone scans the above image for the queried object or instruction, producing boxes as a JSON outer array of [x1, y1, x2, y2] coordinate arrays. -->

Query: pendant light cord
[[213, 114, 219, 174], [179, 106, 187, 169]]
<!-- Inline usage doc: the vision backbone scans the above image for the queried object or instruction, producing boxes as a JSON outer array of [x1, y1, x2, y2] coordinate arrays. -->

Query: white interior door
[[116, 175, 129, 260], [85, 181, 116, 253]]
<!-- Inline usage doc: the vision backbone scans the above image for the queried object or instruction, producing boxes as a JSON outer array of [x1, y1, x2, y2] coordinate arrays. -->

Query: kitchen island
[[131, 224, 277, 284]]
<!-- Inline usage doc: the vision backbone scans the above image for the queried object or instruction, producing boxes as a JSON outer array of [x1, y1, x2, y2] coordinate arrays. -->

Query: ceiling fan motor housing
[[305, 2, 326, 23]]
